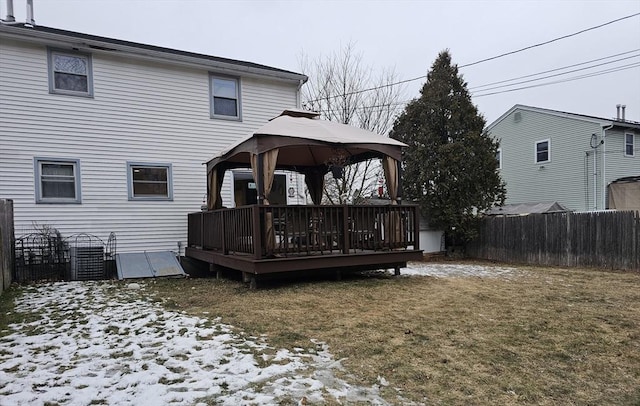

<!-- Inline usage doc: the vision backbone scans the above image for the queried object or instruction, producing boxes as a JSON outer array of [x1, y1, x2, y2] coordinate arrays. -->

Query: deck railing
[[188, 204, 419, 259]]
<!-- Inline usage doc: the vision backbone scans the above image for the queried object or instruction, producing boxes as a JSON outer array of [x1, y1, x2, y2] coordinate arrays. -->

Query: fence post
[[0, 199, 15, 292]]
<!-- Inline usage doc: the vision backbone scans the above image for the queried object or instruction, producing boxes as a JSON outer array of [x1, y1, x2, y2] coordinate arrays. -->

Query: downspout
[[601, 124, 613, 209], [590, 133, 603, 210], [296, 78, 305, 109]]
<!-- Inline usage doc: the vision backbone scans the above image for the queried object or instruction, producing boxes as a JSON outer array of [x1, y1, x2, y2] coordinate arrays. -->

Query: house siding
[[603, 128, 640, 207], [489, 106, 640, 212], [490, 109, 604, 211], [0, 37, 300, 253]]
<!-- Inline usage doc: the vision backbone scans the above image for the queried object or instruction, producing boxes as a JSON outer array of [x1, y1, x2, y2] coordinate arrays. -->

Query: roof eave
[[0, 24, 308, 84]]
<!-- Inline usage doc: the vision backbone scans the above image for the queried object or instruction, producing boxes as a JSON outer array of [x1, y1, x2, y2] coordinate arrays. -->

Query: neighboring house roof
[[487, 104, 640, 132], [486, 201, 571, 216], [0, 23, 308, 83]]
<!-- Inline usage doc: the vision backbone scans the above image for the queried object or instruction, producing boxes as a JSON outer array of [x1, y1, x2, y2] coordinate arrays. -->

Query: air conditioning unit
[[70, 246, 105, 280]]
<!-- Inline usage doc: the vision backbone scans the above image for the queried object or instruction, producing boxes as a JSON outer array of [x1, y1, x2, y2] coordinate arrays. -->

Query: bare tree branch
[[299, 43, 403, 204]]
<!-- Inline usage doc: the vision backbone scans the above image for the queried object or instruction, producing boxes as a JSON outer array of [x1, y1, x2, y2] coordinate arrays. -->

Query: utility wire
[[473, 62, 640, 97], [469, 49, 640, 90], [304, 12, 640, 104], [460, 12, 640, 69], [310, 61, 640, 114], [471, 53, 640, 92]]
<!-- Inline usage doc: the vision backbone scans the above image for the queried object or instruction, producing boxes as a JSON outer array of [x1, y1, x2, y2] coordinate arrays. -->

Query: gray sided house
[[0, 22, 308, 253], [487, 105, 640, 212]]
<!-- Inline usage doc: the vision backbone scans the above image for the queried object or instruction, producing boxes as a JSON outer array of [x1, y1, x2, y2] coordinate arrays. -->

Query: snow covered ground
[[0, 262, 522, 405], [402, 261, 523, 279]]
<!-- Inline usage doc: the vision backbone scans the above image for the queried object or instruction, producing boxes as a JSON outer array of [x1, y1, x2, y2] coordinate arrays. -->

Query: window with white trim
[[210, 75, 240, 119], [127, 163, 173, 200], [34, 158, 81, 203], [535, 139, 550, 163], [625, 133, 635, 156], [47, 49, 93, 96]]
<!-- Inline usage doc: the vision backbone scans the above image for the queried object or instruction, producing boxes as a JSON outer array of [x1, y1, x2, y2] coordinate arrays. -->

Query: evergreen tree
[[390, 50, 505, 246]]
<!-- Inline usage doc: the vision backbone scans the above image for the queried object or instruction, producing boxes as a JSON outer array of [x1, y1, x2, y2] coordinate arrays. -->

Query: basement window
[[47, 49, 93, 97], [35, 158, 82, 204], [127, 163, 173, 201]]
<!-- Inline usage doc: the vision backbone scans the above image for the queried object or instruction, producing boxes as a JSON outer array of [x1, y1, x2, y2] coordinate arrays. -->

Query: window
[[47, 49, 93, 96], [535, 139, 550, 163], [127, 163, 173, 201], [625, 133, 635, 156], [34, 158, 81, 204], [210, 75, 240, 119], [496, 148, 502, 169]]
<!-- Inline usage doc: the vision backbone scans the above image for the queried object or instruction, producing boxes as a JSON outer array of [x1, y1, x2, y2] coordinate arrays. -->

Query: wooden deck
[[186, 204, 423, 283]]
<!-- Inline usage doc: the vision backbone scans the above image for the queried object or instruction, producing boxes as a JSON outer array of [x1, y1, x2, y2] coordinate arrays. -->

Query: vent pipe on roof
[[621, 105, 626, 122], [616, 104, 621, 120], [4, 0, 15, 22], [26, 0, 34, 25]]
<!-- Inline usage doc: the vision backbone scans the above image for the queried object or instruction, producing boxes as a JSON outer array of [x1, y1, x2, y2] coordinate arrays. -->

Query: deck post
[[394, 266, 401, 276], [256, 153, 264, 205], [200, 212, 204, 249], [342, 205, 350, 254], [252, 205, 263, 260], [413, 205, 420, 251], [396, 159, 403, 205], [221, 211, 228, 255]]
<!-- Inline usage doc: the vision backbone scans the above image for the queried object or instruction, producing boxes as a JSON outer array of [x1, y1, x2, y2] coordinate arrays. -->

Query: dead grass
[[149, 264, 640, 404]]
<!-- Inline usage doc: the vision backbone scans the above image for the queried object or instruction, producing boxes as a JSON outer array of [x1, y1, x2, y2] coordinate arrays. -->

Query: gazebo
[[185, 109, 422, 287]]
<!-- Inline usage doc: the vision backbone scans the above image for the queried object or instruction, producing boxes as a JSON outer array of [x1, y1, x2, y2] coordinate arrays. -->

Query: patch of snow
[[0, 282, 388, 405], [402, 262, 523, 279]]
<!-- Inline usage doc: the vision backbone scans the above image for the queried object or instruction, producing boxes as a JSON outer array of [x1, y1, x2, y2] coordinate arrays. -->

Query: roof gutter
[[0, 24, 308, 84]]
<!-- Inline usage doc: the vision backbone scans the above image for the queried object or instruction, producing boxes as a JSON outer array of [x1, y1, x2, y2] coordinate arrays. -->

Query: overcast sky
[[5, 0, 640, 124]]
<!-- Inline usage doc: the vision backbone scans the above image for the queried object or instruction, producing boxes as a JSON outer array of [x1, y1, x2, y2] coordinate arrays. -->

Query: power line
[[473, 62, 640, 98], [469, 49, 640, 90], [304, 12, 640, 104], [459, 12, 640, 69], [311, 61, 640, 114], [470, 53, 640, 93]]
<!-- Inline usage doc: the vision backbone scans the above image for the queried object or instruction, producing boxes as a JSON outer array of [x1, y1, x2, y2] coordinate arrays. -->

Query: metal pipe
[[26, 0, 34, 25], [621, 105, 626, 121], [4, 0, 15, 22], [601, 124, 613, 209], [616, 104, 621, 120], [593, 139, 597, 210]]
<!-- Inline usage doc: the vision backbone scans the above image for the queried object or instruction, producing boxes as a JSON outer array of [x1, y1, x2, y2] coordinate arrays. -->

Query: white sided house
[[488, 105, 640, 212], [0, 22, 308, 253]]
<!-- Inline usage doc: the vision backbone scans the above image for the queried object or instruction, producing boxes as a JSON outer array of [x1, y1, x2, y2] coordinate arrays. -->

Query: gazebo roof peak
[[272, 108, 320, 120]]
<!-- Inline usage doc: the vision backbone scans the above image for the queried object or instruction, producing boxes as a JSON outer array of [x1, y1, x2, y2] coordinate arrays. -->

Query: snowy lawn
[[0, 282, 387, 405], [0, 261, 520, 405]]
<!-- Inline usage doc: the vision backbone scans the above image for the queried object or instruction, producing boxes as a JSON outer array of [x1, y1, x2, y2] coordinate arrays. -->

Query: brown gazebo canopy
[[206, 109, 407, 209]]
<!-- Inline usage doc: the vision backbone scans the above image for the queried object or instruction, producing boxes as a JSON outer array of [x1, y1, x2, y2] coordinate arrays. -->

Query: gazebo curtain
[[250, 149, 279, 253], [382, 156, 399, 205], [250, 149, 279, 204], [303, 168, 325, 205], [207, 168, 226, 210]]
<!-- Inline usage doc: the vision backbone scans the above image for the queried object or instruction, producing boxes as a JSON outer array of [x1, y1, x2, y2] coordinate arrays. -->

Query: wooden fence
[[0, 199, 15, 292], [468, 211, 639, 271]]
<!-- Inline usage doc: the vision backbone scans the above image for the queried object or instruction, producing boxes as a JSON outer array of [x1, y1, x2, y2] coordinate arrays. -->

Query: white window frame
[[47, 48, 94, 97], [496, 148, 502, 169], [625, 133, 635, 157], [210, 74, 241, 120], [34, 157, 82, 204], [127, 162, 173, 201], [535, 139, 551, 164]]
